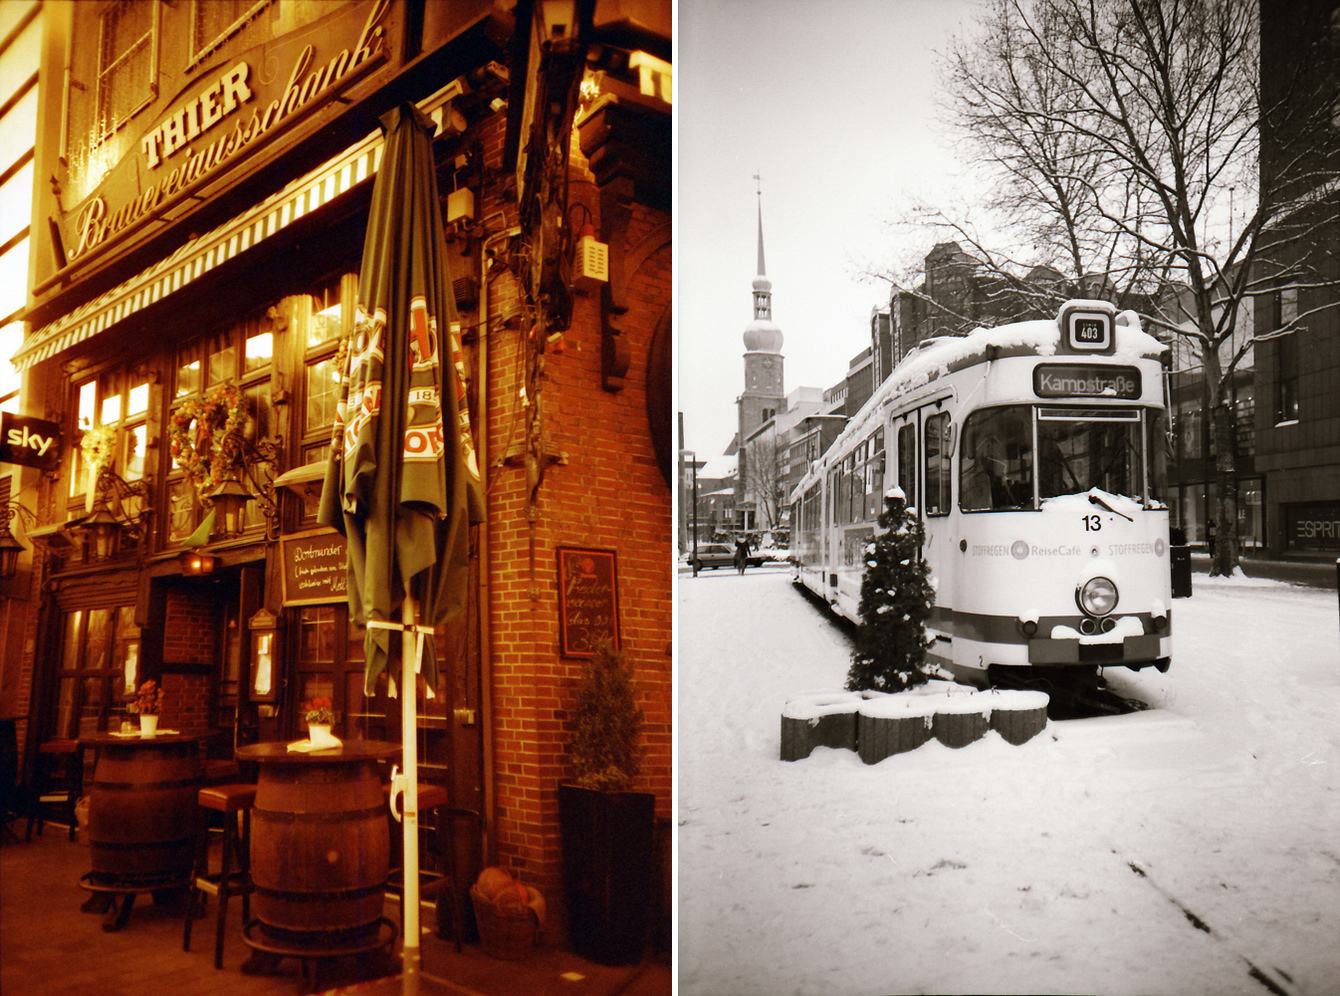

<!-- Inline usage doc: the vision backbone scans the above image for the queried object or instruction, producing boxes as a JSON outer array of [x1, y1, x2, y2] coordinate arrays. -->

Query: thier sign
[[0, 413, 61, 471]]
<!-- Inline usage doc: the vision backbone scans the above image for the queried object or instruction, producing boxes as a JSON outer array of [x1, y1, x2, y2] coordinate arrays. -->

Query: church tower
[[737, 185, 785, 449]]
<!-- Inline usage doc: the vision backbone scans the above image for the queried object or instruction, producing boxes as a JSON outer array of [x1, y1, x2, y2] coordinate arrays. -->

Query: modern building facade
[[2, 0, 670, 952]]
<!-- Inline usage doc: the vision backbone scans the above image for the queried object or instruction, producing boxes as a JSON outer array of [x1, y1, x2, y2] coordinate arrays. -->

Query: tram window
[[961, 406, 1034, 511], [1038, 415, 1144, 500], [925, 412, 951, 516], [1147, 409, 1169, 502], [897, 423, 916, 511]]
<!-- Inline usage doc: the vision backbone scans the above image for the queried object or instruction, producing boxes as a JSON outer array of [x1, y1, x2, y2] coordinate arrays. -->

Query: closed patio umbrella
[[318, 101, 484, 974]]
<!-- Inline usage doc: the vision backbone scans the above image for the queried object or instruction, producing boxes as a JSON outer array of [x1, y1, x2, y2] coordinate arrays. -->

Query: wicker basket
[[470, 883, 539, 960]]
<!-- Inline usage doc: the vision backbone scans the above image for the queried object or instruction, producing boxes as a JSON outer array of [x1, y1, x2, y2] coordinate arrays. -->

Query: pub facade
[[3, 0, 671, 951]]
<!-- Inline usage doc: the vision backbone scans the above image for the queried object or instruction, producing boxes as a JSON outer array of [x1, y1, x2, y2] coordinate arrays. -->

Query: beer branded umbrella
[[318, 102, 484, 973]]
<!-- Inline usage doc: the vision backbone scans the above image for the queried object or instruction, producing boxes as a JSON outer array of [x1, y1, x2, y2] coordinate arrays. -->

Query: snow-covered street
[[677, 567, 1340, 996]]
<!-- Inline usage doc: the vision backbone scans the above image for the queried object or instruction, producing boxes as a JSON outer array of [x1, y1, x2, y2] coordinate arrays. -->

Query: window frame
[[95, 0, 160, 142]]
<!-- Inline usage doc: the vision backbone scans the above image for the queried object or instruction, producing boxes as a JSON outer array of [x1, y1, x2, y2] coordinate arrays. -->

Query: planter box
[[856, 697, 935, 764], [988, 690, 1050, 745], [931, 696, 992, 748], [559, 784, 655, 966], [779, 693, 868, 761]]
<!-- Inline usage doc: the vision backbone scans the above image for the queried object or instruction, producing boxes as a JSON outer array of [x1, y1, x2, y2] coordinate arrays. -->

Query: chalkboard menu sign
[[280, 529, 349, 605], [557, 546, 620, 657]]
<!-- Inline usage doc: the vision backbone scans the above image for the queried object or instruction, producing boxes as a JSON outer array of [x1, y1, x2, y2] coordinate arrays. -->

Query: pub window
[[168, 310, 276, 542], [191, 0, 271, 66], [52, 606, 140, 739], [69, 367, 150, 551], [302, 276, 353, 467], [96, 0, 158, 140]]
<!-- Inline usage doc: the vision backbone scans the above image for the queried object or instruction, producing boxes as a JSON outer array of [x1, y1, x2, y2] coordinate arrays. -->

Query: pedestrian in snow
[[734, 535, 750, 575]]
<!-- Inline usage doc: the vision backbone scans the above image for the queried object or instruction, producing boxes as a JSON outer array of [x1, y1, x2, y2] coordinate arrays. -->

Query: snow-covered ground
[[677, 566, 1340, 996]]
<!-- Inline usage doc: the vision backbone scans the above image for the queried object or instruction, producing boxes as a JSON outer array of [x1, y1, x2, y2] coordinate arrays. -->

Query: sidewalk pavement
[[1191, 553, 1337, 590]]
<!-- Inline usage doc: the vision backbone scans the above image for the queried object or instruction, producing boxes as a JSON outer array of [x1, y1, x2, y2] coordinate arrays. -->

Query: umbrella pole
[[401, 597, 422, 975]]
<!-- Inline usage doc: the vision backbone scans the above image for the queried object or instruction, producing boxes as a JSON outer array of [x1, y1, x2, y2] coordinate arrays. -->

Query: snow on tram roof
[[792, 308, 1165, 499]]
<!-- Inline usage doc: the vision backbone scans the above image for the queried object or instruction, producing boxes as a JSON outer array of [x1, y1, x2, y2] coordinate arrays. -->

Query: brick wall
[[477, 121, 671, 930], [162, 589, 216, 665]]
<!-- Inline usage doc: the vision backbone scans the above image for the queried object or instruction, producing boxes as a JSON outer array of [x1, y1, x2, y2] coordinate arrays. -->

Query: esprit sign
[[0, 413, 61, 471], [69, 0, 390, 262]]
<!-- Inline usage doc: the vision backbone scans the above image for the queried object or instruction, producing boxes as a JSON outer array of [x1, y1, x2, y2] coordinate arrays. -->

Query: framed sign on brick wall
[[557, 546, 619, 657]]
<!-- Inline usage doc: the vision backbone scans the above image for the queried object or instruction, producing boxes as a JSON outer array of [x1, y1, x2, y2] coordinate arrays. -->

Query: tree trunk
[[1210, 400, 1240, 577], [1200, 347, 1241, 578]]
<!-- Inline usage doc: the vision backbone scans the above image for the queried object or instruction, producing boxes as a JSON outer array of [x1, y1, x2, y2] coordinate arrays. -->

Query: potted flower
[[128, 680, 165, 736], [559, 642, 654, 965], [303, 696, 338, 748]]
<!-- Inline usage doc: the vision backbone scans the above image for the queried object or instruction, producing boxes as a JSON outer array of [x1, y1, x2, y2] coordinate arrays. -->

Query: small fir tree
[[846, 487, 936, 693], [569, 642, 644, 792]]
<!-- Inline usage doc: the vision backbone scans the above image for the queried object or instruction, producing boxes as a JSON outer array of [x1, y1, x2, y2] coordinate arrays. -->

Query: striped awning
[[13, 85, 467, 372]]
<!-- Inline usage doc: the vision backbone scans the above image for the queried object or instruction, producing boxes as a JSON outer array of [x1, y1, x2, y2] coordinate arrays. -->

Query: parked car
[[687, 543, 763, 571]]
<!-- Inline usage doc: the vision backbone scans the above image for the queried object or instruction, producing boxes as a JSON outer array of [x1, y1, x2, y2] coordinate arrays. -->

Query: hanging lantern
[[205, 478, 254, 539]]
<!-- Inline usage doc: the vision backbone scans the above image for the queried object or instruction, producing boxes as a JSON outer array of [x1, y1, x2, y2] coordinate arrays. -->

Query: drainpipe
[[476, 220, 513, 865]]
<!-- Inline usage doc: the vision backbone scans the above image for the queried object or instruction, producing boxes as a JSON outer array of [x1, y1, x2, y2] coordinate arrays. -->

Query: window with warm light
[[168, 309, 276, 542], [299, 274, 354, 519]]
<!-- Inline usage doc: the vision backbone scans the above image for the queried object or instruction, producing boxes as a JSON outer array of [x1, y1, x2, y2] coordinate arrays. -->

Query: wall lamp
[[0, 499, 35, 579], [72, 467, 152, 563]]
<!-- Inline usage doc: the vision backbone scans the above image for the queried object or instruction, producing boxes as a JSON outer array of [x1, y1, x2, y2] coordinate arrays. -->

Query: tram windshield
[[960, 405, 1165, 511]]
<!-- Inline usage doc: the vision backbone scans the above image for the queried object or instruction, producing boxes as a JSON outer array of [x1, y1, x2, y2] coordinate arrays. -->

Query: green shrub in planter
[[562, 642, 654, 965]]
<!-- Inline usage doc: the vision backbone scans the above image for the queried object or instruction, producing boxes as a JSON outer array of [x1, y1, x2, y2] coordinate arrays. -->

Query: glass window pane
[[306, 357, 341, 434], [77, 380, 96, 430], [924, 413, 950, 516], [245, 384, 271, 443], [127, 380, 148, 418], [245, 330, 273, 372], [56, 677, 79, 739], [961, 406, 1033, 511], [79, 676, 104, 737], [208, 332, 235, 386], [309, 301, 343, 348], [61, 611, 84, 671], [124, 423, 146, 480], [177, 344, 201, 398], [168, 479, 198, 542], [1038, 417, 1143, 500], [298, 606, 337, 662]]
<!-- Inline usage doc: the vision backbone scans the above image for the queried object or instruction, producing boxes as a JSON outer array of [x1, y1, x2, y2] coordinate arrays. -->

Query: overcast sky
[[677, 0, 982, 465]]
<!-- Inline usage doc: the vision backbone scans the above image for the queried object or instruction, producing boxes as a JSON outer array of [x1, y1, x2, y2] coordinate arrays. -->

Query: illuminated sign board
[[1058, 300, 1115, 354], [1033, 364, 1142, 400], [55, 0, 394, 268], [0, 413, 62, 471]]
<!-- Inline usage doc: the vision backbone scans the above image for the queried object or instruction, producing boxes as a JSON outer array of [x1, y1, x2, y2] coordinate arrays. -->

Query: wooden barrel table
[[78, 732, 203, 930], [236, 740, 399, 950]]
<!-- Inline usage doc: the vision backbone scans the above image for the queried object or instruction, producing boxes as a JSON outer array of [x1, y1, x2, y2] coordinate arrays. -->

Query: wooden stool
[[383, 783, 478, 955], [25, 739, 82, 842], [184, 783, 255, 969]]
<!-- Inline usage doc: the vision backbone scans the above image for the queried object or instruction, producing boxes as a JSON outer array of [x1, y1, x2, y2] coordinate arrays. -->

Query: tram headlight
[[1076, 576, 1119, 617]]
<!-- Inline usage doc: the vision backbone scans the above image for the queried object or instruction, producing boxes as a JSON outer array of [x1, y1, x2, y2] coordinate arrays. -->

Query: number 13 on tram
[[791, 299, 1172, 687]]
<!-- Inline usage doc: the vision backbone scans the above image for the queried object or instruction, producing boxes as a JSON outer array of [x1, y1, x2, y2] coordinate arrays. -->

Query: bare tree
[[743, 434, 790, 539], [885, 0, 1340, 575]]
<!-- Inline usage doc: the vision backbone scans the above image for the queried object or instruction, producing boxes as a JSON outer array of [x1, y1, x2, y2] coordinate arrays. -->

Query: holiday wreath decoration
[[168, 383, 251, 497]]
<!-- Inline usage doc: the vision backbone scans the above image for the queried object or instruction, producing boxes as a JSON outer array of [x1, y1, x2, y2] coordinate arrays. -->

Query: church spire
[[750, 173, 773, 325], [755, 172, 766, 278]]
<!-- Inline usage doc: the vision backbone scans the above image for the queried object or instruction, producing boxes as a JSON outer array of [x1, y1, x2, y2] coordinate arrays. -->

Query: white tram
[[792, 300, 1172, 686]]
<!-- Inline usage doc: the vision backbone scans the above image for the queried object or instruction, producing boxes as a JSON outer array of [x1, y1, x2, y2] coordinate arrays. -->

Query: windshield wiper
[[1089, 492, 1133, 521]]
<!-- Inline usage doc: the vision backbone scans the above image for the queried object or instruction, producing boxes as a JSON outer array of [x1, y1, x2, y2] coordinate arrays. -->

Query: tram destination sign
[[1033, 364, 1142, 400]]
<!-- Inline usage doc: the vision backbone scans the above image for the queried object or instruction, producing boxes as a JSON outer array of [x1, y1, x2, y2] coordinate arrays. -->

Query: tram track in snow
[[1120, 854, 1301, 996]]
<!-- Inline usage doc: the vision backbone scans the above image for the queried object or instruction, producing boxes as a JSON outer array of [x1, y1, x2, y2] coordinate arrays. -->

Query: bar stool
[[184, 783, 255, 969], [25, 739, 82, 842], [383, 782, 479, 954]]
